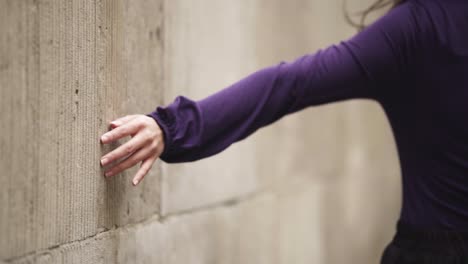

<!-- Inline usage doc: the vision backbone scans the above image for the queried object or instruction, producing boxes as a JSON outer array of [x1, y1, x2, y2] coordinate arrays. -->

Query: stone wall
[[0, 0, 401, 263]]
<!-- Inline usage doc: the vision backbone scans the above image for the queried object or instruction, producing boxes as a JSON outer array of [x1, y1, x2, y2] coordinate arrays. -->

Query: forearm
[[147, 0, 419, 164], [147, 60, 301, 163], [147, 40, 384, 163]]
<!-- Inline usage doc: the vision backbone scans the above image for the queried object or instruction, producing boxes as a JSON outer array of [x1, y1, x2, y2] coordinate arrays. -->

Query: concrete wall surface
[[0, 0, 401, 263]]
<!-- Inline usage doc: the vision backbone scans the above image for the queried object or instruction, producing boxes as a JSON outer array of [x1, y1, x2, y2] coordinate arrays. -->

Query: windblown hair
[[345, 0, 406, 30]]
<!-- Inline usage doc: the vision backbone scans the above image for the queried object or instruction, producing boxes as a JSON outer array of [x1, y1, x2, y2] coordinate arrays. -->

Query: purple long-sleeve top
[[148, 0, 468, 230]]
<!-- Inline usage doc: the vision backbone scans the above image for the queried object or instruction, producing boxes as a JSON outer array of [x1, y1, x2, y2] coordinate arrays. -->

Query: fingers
[[104, 144, 153, 178], [100, 133, 149, 167], [101, 118, 141, 144], [132, 157, 155, 186], [110, 115, 137, 129], [100, 114, 162, 186]]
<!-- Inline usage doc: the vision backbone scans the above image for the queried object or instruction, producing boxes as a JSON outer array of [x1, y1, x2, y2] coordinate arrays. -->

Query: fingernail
[[101, 135, 108, 143], [100, 158, 108, 166], [105, 171, 112, 177], [133, 179, 138, 186], [111, 121, 120, 126]]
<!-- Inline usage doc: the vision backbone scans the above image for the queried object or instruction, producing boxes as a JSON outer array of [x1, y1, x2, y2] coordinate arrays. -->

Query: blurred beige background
[[0, 0, 401, 263]]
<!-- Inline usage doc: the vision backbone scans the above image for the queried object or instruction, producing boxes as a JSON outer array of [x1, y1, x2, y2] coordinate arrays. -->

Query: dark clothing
[[381, 221, 468, 263], [148, 0, 468, 231]]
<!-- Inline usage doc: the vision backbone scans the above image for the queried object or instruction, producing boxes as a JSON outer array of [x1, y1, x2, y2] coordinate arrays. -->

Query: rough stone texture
[[9, 182, 323, 264], [0, 0, 162, 260], [1, 0, 401, 263]]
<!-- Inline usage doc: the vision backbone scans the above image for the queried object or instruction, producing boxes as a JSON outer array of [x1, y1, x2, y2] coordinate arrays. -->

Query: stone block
[[9, 194, 279, 264], [0, 0, 163, 259]]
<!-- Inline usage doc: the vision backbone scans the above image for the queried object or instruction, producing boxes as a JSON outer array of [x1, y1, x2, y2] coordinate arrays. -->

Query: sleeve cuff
[[146, 106, 176, 161]]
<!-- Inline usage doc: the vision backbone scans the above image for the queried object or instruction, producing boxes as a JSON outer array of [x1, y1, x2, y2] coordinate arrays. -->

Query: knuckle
[[139, 131, 153, 145], [150, 141, 159, 152], [134, 118, 145, 128], [140, 129, 152, 140], [124, 144, 134, 154], [118, 127, 127, 136], [105, 132, 113, 140], [144, 136, 154, 146], [147, 130, 157, 142], [105, 154, 113, 161], [141, 119, 151, 129]]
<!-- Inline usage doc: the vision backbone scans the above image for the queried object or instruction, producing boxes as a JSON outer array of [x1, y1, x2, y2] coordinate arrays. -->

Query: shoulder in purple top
[[148, 0, 468, 230]]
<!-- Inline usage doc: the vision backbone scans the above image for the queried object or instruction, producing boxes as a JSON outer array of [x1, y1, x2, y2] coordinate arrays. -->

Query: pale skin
[[99, 114, 165, 186]]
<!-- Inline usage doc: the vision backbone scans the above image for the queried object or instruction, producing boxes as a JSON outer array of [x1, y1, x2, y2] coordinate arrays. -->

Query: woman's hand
[[100, 114, 165, 186]]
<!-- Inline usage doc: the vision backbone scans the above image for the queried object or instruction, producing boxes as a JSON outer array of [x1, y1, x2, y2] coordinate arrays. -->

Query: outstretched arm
[[147, 52, 375, 163], [100, 1, 427, 184], [147, 1, 422, 163]]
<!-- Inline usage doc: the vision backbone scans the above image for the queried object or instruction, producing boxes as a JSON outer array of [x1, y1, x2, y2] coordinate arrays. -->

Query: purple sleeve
[[147, 2, 420, 163]]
